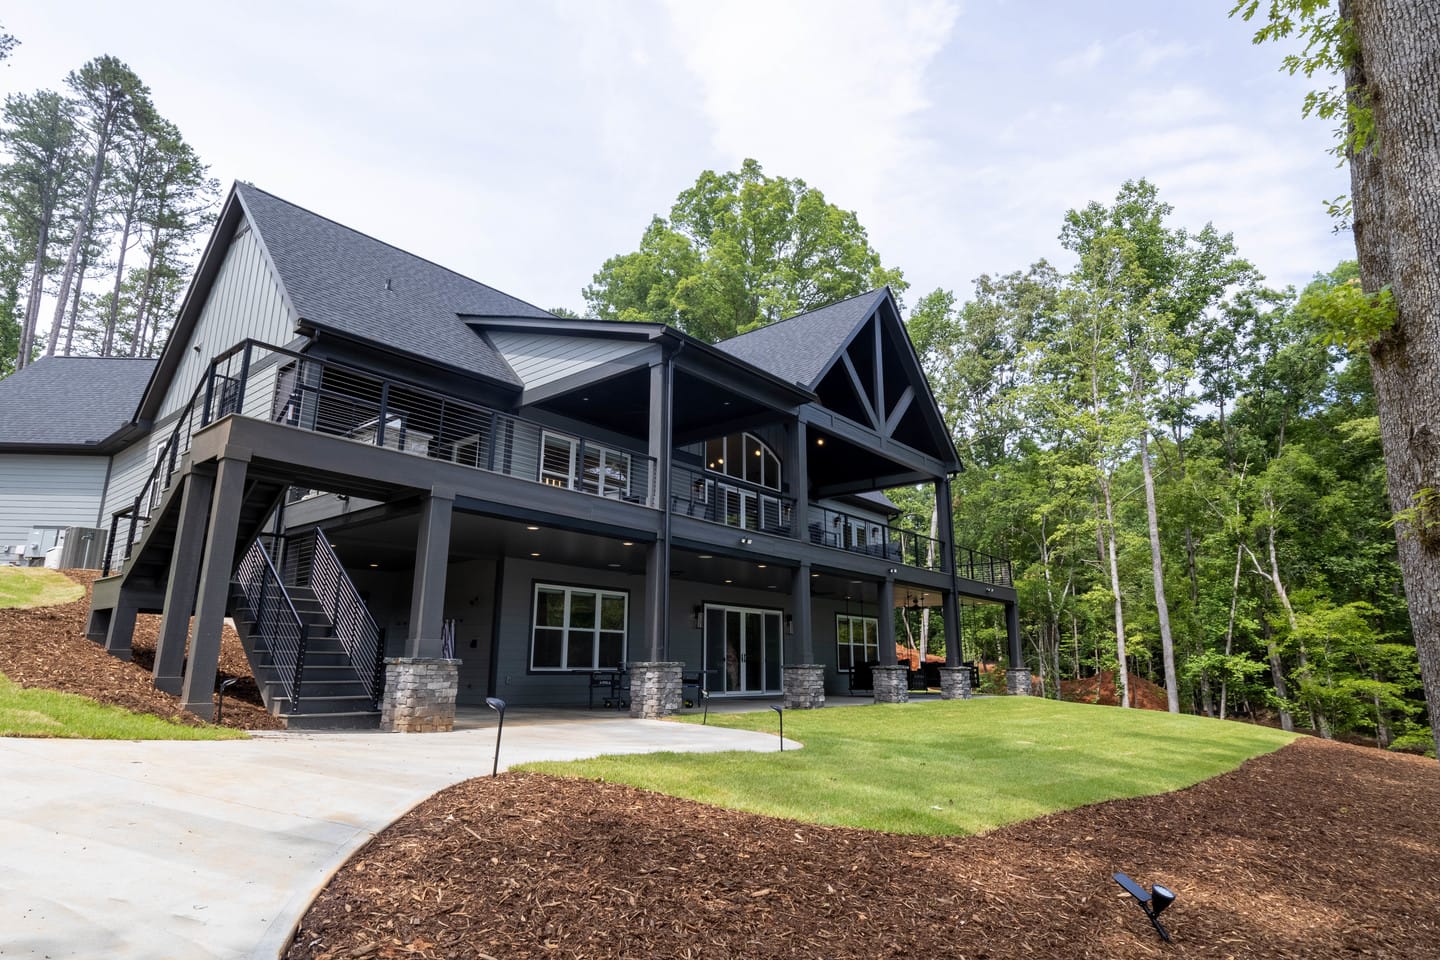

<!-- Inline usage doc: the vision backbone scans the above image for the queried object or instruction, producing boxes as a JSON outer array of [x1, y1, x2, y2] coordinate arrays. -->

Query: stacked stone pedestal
[[782, 664, 826, 709], [1006, 668, 1033, 696], [381, 658, 460, 732], [939, 666, 973, 700], [871, 664, 909, 703], [629, 661, 683, 718]]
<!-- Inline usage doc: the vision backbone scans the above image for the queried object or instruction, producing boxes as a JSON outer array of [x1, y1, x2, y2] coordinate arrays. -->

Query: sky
[[3, 0, 1355, 319]]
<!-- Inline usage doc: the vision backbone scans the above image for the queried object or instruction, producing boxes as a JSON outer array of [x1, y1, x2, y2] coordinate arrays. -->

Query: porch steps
[[229, 582, 381, 730]]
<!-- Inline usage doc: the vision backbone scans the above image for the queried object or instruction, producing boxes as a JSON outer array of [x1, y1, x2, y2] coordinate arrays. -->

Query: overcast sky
[[4, 1, 1354, 318]]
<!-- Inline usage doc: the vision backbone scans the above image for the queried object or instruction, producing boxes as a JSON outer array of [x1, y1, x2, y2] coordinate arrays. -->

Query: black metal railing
[[670, 464, 796, 538], [235, 538, 308, 711], [309, 528, 385, 706], [955, 547, 1013, 586], [804, 504, 944, 570]]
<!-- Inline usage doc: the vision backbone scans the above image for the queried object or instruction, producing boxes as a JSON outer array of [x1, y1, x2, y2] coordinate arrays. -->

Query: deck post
[[1004, 600, 1030, 695], [406, 490, 454, 659], [937, 475, 963, 668], [179, 451, 250, 719], [872, 576, 908, 703], [153, 466, 215, 694], [101, 597, 140, 662], [782, 561, 825, 709]]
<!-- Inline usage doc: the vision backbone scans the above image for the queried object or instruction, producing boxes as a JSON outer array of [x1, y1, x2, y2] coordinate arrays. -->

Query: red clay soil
[[285, 738, 1439, 960], [0, 569, 280, 731], [1062, 670, 1171, 711]]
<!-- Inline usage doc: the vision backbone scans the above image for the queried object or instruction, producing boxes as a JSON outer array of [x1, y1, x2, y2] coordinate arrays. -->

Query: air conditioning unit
[[56, 527, 109, 570]]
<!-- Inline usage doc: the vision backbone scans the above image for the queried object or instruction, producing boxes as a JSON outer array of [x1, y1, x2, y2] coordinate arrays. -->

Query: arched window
[[704, 432, 781, 489]]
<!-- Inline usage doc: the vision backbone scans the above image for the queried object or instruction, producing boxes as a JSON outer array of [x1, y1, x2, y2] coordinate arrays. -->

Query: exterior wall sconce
[[888, 567, 898, 575], [785, 614, 794, 635], [739, 536, 754, 546], [692, 605, 704, 628]]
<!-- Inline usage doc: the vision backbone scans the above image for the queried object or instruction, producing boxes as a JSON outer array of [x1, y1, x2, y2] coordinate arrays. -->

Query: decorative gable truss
[[811, 295, 955, 463]]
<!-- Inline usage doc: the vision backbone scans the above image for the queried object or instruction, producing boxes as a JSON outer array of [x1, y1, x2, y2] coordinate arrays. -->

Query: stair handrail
[[236, 538, 309, 712], [103, 341, 256, 575], [309, 528, 386, 706]]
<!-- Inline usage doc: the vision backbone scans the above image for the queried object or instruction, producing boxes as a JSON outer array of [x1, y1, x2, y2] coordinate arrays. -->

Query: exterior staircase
[[230, 580, 382, 729]]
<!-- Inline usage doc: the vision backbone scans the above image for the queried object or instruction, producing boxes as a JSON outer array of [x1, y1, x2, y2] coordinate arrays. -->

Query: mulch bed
[[0, 569, 280, 731], [286, 738, 1439, 960]]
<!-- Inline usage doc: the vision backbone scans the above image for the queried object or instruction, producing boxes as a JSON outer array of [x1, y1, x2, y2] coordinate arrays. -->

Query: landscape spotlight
[[485, 697, 507, 778], [771, 704, 784, 751], [215, 677, 240, 726], [1113, 871, 1176, 943]]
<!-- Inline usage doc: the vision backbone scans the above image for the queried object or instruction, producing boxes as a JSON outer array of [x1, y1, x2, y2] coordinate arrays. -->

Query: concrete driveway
[[0, 710, 793, 959]]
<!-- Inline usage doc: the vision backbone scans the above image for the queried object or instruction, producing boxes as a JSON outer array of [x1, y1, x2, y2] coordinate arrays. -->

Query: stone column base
[[629, 661, 683, 718], [872, 664, 909, 704], [939, 666, 973, 700], [1006, 667, 1033, 696], [783, 664, 826, 709], [381, 657, 460, 732]]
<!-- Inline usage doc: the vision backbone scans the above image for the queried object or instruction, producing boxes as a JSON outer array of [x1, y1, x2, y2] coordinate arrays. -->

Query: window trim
[[530, 582, 629, 672], [705, 431, 781, 491], [835, 613, 880, 672]]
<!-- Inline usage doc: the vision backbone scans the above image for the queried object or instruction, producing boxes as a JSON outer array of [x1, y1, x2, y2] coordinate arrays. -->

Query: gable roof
[[0, 357, 155, 449], [234, 184, 553, 387], [712, 289, 888, 388]]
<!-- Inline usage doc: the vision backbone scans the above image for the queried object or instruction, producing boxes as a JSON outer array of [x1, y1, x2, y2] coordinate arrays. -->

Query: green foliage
[[584, 159, 905, 342], [0, 671, 243, 739], [1301, 273, 1397, 351], [522, 699, 1293, 834]]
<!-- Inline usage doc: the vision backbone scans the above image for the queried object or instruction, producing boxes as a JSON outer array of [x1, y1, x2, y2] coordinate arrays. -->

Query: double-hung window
[[836, 614, 879, 671], [531, 584, 628, 671]]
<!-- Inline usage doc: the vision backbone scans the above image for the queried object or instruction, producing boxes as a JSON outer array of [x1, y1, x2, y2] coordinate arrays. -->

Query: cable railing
[[804, 504, 944, 571], [955, 547, 1013, 586], [235, 538, 308, 711], [670, 463, 796, 538]]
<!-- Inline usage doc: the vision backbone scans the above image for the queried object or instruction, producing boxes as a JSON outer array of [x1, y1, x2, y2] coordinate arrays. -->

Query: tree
[[584, 159, 906, 342], [45, 56, 150, 360], [0, 24, 17, 63], [0, 90, 81, 370], [1236, 0, 1440, 757]]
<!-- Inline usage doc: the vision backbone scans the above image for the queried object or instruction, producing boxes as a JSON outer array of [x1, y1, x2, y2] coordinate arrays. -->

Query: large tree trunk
[[16, 217, 50, 370], [1219, 542, 1244, 721], [1140, 427, 1180, 712], [1344, 0, 1440, 760], [48, 140, 108, 358], [1099, 471, 1130, 708]]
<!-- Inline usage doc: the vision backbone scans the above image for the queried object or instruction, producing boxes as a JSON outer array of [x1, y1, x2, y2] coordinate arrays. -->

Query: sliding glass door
[[703, 605, 783, 694]]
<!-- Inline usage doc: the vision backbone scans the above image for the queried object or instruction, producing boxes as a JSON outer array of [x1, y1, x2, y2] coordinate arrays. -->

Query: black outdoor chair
[[850, 660, 877, 692]]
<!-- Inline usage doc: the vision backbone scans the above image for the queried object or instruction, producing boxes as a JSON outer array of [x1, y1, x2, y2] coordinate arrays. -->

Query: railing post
[[577, 440, 587, 492], [293, 624, 308, 714], [103, 513, 121, 576], [202, 362, 216, 425], [236, 342, 253, 414], [376, 382, 390, 448], [125, 497, 141, 560]]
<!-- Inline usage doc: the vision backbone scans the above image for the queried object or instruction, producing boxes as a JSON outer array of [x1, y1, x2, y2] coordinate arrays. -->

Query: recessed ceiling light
[[757, 563, 767, 569], [369, 563, 379, 568], [530, 552, 541, 557], [811, 573, 819, 578], [526, 525, 540, 531], [724, 579, 733, 584], [816, 437, 825, 446], [607, 562, 621, 568], [622, 541, 634, 546], [698, 554, 713, 559], [767, 584, 777, 589]]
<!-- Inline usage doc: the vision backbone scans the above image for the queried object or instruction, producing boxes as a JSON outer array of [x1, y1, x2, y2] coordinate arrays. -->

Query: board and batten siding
[[159, 224, 295, 419], [487, 332, 644, 390], [0, 454, 110, 554]]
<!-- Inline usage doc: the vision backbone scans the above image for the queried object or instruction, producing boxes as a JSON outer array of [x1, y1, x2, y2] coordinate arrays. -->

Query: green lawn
[[521, 697, 1296, 834], [0, 567, 84, 609], [0, 672, 244, 740]]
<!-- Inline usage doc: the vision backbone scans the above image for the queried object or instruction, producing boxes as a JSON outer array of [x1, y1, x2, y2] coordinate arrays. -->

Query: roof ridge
[[237, 182, 556, 319], [716, 287, 887, 344]]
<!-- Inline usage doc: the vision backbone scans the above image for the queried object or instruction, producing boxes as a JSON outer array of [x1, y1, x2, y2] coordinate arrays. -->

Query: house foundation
[[939, 665, 972, 700], [782, 664, 826, 709], [381, 658, 460, 732], [629, 661, 683, 718], [871, 664, 909, 703], [1006, 668, 1033, 696]]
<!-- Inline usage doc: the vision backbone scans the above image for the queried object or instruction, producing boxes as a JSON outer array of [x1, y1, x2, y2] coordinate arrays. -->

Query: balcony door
[[704, 605, 783, 695]]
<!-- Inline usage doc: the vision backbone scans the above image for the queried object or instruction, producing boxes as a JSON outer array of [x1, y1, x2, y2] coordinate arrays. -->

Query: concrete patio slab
[[0, 711, 796, 960]]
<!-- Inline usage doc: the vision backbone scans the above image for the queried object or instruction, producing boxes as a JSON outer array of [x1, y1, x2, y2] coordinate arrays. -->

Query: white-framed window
[[540, 432, 632, 498], [531, 583, 628, 671], [836, 614, 879, 671], [705, 432, 781, 490]]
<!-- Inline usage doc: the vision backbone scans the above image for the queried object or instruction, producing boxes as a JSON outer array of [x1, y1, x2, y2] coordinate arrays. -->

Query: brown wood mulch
[[0, 569, 280, 730], [286, 738, 1439, 960]]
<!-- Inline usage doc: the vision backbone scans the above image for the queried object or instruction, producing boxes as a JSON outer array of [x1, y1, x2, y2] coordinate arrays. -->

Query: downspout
[[95, 451, 116, 528]]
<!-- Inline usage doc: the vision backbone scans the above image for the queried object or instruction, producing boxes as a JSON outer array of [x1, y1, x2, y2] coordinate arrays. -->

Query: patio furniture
[[588, 667, 629, 709]]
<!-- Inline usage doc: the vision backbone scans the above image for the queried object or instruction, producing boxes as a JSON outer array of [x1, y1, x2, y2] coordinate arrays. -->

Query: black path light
[[700, 688, 710, 725], [485, 697, 507, 778], [771, 704, 784, 751], [1113, 871, 1177, 943], [215, 677, 240, 726]]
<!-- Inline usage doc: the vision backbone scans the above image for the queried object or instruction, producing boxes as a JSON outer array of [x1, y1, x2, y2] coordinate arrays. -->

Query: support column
[[784, 562, 824, 709], [102, 598, 140, 662], [179, 452, 250, 719], [1004, 600, 1030, 696], [406, 490, 454, 659], [153, 467, 215, 694], [937, 475, 963, 669], [872, 577, 907, 702], [789, 418, 808, 537], [643, 355, 673, 663]]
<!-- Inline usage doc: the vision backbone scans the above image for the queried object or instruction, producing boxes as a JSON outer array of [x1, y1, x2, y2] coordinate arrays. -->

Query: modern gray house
[[6, 182, 1021, 730]]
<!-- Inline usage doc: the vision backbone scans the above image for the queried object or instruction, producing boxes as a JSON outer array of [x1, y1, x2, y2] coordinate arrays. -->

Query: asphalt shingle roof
[[236, 184, 554, 387], [712, 289, 887, 388], [0, 357, 155, 446]]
